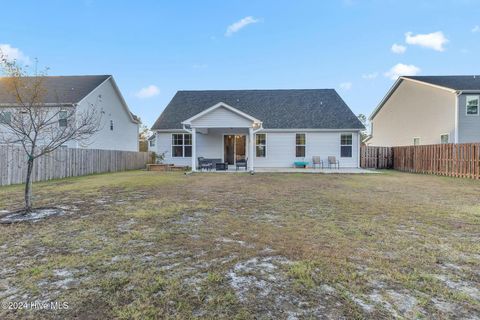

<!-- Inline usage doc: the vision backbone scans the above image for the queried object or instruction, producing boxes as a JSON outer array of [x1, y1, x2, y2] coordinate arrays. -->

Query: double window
[[58, 111, 68, 127], [255, 133, 266, 157], [466, 96, 479, 115], [340, 134, 352, 157], [172, 133, 192, 157], [295, 133, 306, 157], [0, 111, 12, 125]]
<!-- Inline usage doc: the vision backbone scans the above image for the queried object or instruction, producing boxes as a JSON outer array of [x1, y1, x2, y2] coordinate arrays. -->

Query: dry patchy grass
[[0, 170, 479, 319]]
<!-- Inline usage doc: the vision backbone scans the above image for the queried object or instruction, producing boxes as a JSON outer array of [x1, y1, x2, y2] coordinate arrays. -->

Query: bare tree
[[0, 56, 101, 212]]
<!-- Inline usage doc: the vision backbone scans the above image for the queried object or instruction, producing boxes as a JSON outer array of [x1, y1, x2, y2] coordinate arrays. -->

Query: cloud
[[0, 44, 30, 64], [339, 82, 352, 90], [193, 63, 208, 69], [135, 85, 160, 99], [362, 72, 378, 80], [472, 25, 480, 33], [384, 63, 420, 80], [405, 31, 448, 51], [225, 16, 260, 37], [391, 43, 406, 54]]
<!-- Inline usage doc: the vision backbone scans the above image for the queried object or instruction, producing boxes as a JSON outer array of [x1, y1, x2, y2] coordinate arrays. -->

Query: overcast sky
[[1, 0, 480, 127]]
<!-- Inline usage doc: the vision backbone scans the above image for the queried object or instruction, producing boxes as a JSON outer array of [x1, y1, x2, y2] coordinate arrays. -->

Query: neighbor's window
[[110, 120, 114, 131], [58, 111, 68, 127], [340, 133, 352, 158], [413, 137, 420, 146], [296, 133, 306, 157], [255, 133, 266, 157], [149, 139, 155, 147], [440, 134, 449, 144], [466, 96, 479, 115], [172, 133, 192, 157], [0, 111, 12, 125]]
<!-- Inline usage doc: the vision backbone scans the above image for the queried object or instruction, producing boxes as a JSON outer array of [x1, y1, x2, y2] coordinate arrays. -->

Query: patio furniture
[[215, 162, 228, 171], [198, 157, 213, 171], [236, 158, 248, 171], [294, 161, 309, 168], [312, 156, 323, 169], [327, 156, 340, 169]]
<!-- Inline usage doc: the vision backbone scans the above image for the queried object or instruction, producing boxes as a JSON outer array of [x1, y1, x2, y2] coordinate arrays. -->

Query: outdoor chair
[[312, 156, 323, 169], [197, 157, 213, 171], [236, 158, 248, 171], [328, 156, 340, 169]]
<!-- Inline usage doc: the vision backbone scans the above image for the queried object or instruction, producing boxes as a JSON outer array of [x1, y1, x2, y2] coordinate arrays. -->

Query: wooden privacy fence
[[360, 146, 393, 169], [0, 145, 152, 186], [392, 143, 480, 179]]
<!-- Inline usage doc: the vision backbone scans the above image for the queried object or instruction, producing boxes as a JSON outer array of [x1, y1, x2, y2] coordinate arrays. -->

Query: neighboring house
[[148, 133, 156, 152], [151, 89, 364, 170], [0, 75, 140, 151], [367, 76, 480, 146]]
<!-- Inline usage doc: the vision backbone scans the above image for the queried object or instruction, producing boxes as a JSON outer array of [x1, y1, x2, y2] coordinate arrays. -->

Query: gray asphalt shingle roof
[[404, 75, 480, 91], [152, 89, 364, 130], [0, 75, 111, 104]]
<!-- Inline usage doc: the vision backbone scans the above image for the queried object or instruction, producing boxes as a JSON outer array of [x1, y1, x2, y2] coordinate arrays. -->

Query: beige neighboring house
[[366, 76, 480, 146]]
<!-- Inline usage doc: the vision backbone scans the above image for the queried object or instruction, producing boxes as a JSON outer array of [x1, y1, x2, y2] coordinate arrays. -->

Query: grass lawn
[[0, 170, 479, 319]]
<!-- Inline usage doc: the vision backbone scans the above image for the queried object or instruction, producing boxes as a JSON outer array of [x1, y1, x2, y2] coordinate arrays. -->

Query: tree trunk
[[25, 158, 34, 212]]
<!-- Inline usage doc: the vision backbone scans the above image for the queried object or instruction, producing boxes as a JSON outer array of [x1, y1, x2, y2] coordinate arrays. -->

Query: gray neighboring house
[[367, 76, 480, 146], [151, 89, 364, 170]]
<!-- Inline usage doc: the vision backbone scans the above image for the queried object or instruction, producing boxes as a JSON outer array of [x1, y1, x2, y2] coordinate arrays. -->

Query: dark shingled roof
[[404, 76, 480, 91], [0, 75, 111, 104], [152, 89, 364, 130]]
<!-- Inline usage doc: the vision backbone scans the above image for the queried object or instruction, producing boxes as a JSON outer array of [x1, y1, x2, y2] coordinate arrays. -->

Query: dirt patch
[[0, 207, 64, 224]]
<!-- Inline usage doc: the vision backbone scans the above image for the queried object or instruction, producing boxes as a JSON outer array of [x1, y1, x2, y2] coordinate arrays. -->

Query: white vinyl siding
[[190, 106, 254, 127]]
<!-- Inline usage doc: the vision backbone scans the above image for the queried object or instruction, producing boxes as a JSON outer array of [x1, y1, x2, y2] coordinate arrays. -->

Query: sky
[[1, 0, 480, 128]]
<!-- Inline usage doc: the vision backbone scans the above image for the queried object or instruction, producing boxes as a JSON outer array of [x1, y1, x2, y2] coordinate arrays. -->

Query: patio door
[[224, 135, 246, 165]]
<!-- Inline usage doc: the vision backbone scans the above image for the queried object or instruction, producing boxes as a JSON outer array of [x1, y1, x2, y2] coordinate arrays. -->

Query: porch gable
[[182, 102, 262, 128]]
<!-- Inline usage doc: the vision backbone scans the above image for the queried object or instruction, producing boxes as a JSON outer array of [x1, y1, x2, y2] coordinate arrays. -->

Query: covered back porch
[[181, 102, 262, 172]]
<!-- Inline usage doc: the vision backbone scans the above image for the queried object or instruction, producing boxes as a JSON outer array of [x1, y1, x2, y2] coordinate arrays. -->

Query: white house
[[151, 89, 364, 171], [0, 75, 140, 151]]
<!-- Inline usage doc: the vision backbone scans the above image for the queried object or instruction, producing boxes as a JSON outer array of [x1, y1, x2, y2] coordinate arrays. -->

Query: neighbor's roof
[[404, 75, 480, 91], [0, 75, 111, 104], [152, 89, 364, 130]]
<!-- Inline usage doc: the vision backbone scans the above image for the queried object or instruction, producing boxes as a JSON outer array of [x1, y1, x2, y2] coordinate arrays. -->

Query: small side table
[[216, 162, 228, 171]]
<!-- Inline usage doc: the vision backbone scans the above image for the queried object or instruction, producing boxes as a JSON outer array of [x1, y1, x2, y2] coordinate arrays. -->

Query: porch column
[[191, 128, 197, 171], [248, 127, 254, 171]]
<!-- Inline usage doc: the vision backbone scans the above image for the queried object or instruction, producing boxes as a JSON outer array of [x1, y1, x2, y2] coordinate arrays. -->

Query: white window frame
[[58, 110, 68, 127], [255, 133, 267, 158], [0, 111, 12, 125], [171, 133, 192, 158], [440, 134, 449, 144], [466, 95, 479, 116], [295, 133, 306, 158], [413, 137, 420, 146], [340, 133, 353, 158]]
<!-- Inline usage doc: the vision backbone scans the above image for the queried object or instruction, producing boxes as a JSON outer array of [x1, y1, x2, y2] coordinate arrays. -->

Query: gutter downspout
[[454, 91, 461, 144]]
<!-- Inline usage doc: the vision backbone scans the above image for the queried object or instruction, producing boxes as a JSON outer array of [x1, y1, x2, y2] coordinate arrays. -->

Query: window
[[296, 133, 306, 157], [340, 134, 352, 158], [110, 120, 114, 131], [149, 139, 155, 147], [58, 111, 68, 127], [0, 111, 12, 125], [466, 96, 479, 115], [440, 134, 449, 144], [255, 133, 266, 157], [172, 133, 192, 157], [413, 137, 420, 146]]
